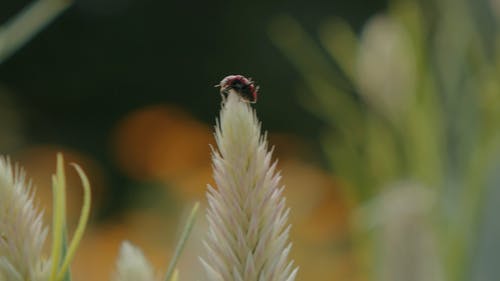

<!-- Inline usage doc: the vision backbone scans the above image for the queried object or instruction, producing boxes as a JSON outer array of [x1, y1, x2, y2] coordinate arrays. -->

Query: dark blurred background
[[0, 0, 383, 214]]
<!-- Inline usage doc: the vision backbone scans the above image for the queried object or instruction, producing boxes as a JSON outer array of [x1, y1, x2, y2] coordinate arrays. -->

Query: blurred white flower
[[356, 15, 416, 121], [0, 157, 50, 281], [201, 92, 298, 281], [358, 182, 444, 281], [112, 241, 158, 281]]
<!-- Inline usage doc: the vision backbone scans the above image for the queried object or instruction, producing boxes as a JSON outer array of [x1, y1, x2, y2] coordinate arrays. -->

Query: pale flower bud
[[112, 241, 157, 281]]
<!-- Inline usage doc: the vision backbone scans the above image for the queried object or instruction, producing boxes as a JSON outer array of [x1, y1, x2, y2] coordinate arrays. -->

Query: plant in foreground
[[112, 203, 199, 281], [201, 90, 298, 281], [0, 153, 91, 281], [0, 153, 198, 281]]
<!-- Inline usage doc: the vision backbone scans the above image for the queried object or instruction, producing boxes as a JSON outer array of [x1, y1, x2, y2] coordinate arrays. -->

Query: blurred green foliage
[[270, 0, 500, 280]]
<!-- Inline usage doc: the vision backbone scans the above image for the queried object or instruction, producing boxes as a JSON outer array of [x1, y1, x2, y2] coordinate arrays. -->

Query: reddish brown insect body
[[218, 75, 259, 103]]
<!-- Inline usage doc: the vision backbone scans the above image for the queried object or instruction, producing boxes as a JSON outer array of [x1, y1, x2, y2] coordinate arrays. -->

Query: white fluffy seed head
[[0, 156, 50, 281], [112, 241, 157, 281], [201, 93, 298, 281]]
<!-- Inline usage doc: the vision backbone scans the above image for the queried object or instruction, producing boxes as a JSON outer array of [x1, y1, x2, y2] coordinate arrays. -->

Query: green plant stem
[[164, 202, 200, 281], [0, 0, 72, 64]]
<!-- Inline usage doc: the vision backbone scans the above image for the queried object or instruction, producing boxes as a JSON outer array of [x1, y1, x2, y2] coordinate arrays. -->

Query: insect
[[217, 75, 259, 103]]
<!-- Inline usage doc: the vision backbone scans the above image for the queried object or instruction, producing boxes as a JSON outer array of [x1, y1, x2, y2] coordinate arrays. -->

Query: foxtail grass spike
[[201, 91, 298, 281]]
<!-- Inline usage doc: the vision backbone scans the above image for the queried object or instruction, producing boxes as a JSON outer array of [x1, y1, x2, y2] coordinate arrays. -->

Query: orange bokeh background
[[5, 102, 355, 281]]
